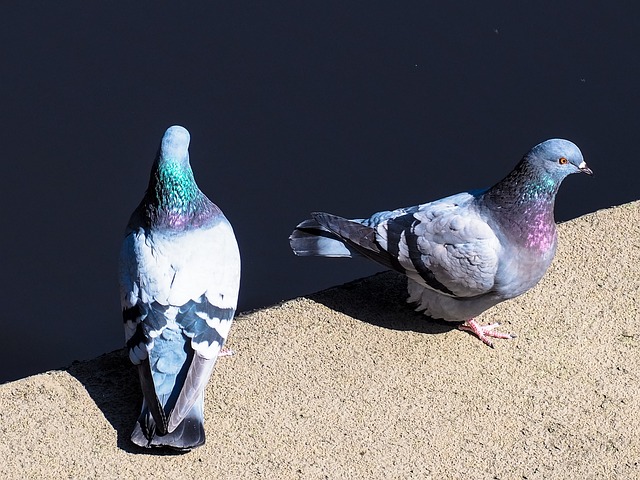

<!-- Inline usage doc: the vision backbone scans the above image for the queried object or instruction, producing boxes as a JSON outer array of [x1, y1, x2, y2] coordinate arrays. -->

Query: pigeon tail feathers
[[131, 391, 206, 451], [310, 212, 399, 270], [289, 217, 359, 257]]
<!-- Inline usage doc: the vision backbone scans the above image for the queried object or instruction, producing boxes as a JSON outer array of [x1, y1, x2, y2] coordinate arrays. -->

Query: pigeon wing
[[161, 220, 240, 433], [377, 193, 501, 298]]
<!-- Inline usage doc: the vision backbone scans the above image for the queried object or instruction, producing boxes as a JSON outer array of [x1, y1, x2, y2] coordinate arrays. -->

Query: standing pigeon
[[118, 125, 240, 450], [290, 139, 592, 347]]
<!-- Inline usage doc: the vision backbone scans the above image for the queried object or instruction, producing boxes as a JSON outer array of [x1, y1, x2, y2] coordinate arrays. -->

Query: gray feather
[[289, 218, 358, 257]]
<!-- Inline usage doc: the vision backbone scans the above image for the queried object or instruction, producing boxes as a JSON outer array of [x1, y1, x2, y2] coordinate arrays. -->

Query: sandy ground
[[0, 201, 638, 479]]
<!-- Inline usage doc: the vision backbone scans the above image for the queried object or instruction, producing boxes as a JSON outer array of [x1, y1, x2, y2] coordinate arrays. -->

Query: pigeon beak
[[578, 161, 593, 176]]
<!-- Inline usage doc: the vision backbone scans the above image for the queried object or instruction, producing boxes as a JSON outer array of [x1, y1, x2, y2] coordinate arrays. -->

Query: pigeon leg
[[458, 319, 516, 348]]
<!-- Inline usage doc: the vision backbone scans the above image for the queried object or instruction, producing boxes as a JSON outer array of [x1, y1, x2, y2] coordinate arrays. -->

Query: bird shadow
[[306, 271, 456, 336], [66, 349, 186, 456]]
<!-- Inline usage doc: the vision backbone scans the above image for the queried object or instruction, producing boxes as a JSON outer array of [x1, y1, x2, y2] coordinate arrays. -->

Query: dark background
[[1, 2, 638, 383]]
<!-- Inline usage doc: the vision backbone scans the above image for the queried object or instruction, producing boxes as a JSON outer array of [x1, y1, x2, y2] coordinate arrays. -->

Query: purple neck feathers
[[481, 160, 559, 252]]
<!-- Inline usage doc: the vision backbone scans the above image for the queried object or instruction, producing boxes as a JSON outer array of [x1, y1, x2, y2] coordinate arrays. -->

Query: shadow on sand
[[66, 350, 185, 456], [307, 271, 456, 336]]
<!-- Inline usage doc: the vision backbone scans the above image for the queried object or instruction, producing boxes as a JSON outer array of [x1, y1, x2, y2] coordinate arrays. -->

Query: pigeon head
[[524, 139, 593, 182], [143, 126, 220, 230], [151, 125, 198, 209], [159, 125, 191, 167], [481, 138, 592, 251], [485, 138, 593, 210]]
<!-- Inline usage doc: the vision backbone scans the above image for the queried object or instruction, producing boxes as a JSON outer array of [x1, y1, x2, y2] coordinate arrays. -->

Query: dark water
[[1, 3, 638, 383]]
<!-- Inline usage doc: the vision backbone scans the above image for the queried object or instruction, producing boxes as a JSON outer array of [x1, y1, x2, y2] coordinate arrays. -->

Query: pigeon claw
[[218, 346, 235, 357], [458, 319, 516, 348]]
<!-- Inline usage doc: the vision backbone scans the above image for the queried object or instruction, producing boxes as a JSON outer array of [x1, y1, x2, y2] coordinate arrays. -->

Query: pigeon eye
[[558, 157, 568, 165]]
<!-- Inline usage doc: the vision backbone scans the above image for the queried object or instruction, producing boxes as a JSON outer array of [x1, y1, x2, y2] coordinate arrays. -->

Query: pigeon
[[290, 139, 592, 347], [118, 125, 241, 450]]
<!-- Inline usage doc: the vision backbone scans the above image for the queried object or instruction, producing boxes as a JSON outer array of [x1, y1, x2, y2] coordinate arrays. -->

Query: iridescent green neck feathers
[[139, 125, 221, 231]]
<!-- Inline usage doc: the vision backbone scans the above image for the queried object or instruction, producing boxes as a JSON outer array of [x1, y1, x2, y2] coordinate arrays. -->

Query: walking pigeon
[[118, 125, 241, 450], [290, 139, 592, 347]]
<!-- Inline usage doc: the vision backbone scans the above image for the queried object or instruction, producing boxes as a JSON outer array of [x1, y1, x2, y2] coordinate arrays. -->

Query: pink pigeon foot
[[458, 319, 516, 348], [219, 346, 235, 357]]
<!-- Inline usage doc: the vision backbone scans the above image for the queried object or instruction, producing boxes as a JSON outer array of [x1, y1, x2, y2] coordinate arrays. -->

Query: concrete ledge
[[1, 202, 638, 478]]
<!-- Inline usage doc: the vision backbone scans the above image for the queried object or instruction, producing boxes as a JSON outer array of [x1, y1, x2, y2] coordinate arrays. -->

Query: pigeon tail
[[131, 392, 206, 451], [128, 320, 213, 451], [289, 217, 359, 257], [310, 212, 404, 271]]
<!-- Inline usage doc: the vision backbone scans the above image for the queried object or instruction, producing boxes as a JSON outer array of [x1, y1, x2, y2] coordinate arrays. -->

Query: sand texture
[[0, 201, 638, 479]]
